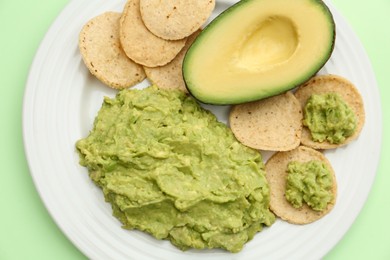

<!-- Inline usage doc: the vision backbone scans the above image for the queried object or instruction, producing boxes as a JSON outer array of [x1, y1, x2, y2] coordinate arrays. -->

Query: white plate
[[23, 0, 382, 259]]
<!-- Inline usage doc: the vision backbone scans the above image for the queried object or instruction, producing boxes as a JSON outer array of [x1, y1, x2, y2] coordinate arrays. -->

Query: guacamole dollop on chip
[[76, 86, 275, 252], [285, 160, 334, 211], [303, 93, 357, 144]]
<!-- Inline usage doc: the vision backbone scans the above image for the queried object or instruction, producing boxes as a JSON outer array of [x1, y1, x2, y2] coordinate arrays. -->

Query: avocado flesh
[[183, 0, 335, 105]]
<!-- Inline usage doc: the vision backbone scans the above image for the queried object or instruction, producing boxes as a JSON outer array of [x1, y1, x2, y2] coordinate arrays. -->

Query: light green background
[[0, 0, 389, 259]]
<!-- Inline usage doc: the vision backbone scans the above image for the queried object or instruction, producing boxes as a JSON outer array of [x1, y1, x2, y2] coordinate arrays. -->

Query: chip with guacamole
[[76, 86, 275, 252], [265, 146, 337, 225], [294, 74, 365, 150]]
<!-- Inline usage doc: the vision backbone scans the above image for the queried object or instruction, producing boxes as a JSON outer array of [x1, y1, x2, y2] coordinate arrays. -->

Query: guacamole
[[76, 86, 275, 252], [303, 93, 357, 144], [285, 160, 334, 211]]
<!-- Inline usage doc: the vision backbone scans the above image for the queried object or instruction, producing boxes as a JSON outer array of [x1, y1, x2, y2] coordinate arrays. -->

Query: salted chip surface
[[79, 12, 146, 89], [265, 146, 337, 224], [119, 0, 187, 67], [139, 0, 215, 40], [229, 92, 302, 151], [294, 74, 365, 149], [144, 30, 201, 93]]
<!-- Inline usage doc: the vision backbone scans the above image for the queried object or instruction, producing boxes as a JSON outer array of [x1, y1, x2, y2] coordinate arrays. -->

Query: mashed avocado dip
[[303, 93, 357, 144], [76, 86, 275, 252], [285, 160, 334, 211]]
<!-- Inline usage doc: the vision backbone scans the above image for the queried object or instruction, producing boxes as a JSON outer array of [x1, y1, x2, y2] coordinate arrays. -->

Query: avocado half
[[183, 0, 335, 105]]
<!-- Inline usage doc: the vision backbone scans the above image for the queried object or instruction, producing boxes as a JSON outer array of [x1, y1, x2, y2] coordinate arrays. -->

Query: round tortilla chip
[[294, 74, 365, 149], [265, 146, 337, 224], [119, 0, 187, 67], [229, 91, 302, 151], [79, 12, 146, 89], [139, 0, 215, 40], [143, 30, 201, 93]]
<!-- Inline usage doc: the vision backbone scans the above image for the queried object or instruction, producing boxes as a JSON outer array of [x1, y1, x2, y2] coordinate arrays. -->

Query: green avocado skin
[[182, 0, 336, 105], [76, 86, 275, 252]]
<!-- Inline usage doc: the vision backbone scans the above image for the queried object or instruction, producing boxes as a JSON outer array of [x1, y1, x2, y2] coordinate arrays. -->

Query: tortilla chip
[[229, 92, 302, 151], [143, 30, 201, 93], [79, 12, 146, 89], [119, 0, 187, 67], [294, 74, 365, 149], [265, 146, 337, 224], [139, 0, 215, 40]]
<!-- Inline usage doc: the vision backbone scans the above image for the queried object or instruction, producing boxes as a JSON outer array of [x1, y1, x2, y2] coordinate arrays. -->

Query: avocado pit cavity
[[234, 16, 299, 72]]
